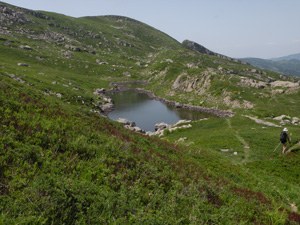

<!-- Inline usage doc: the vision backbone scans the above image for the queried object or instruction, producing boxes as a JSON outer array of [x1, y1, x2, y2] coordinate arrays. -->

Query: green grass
[[1, 2, 300, 223]]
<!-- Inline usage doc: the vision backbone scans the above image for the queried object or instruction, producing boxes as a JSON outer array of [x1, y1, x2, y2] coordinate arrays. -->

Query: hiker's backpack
[[280, 131, 287, 143]]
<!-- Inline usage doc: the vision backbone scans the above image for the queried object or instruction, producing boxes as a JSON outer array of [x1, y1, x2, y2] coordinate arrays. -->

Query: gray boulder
[[155, 122, 169, 131]]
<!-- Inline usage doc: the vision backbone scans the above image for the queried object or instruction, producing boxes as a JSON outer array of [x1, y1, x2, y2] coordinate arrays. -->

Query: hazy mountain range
[[240, 53, 300, 76]]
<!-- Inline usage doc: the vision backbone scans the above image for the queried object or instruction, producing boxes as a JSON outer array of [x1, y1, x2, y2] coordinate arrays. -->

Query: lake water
[[107, 90, 208, 131]]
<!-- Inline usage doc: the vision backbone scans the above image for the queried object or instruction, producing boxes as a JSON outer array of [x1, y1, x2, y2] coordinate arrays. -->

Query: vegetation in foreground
[[1, 1, 300, 224]]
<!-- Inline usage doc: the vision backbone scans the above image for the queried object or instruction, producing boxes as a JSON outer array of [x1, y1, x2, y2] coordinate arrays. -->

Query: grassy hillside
[[1, 1, 300, 224]]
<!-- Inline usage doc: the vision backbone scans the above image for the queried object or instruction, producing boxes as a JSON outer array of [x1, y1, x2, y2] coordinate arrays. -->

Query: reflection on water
[[107, 91, 208, 131]]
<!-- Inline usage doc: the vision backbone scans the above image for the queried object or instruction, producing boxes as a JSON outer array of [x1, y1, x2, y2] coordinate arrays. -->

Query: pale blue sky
[[2, 0, 300, 58]]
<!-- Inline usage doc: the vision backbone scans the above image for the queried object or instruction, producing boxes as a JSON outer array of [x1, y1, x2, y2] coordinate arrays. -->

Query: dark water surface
[[107, 91, 208, 131]]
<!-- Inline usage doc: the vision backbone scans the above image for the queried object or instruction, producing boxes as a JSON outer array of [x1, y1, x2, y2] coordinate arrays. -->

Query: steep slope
[[1, 2, 300, 224]]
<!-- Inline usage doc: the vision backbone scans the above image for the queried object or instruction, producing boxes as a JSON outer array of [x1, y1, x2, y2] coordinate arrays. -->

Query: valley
[[1, 2, 300, 224]]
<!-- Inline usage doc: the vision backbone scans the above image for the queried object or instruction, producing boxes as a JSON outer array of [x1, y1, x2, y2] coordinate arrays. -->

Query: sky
[[2, 0, 300, 59]]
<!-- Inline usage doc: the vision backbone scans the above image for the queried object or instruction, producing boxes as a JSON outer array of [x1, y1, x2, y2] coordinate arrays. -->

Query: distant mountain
[[271, 53, 300, 61], [240, 53, 300, 76]]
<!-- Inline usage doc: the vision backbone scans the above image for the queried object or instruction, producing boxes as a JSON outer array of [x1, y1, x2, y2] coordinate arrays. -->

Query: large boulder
[[155, 122, 169, 131]]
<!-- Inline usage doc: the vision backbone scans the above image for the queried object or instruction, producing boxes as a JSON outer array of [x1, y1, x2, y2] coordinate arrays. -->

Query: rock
[[126, 126, 145, 133], [182, 40, 216, 56], [168, 124, 192, 132], [93, 88, 106, 95], [239, 77, 267, 89], [233, 152, 238, 155], [145, 131, 156, 136], [117, 118, 136, 127], [174, 102, 182, 108], [56, 93, 62, 98], [100, 103, 113, 112], [17, 63, 29, 67], [292, 117, 300, 125], [271, 81, 299, 88], [272, 89, 285, 95], [8, 74, 25, 83], [291, 203, 298, 213], [63, 50, 73, 59], [174, 120, 191, 126], [123, 71, 131, 77], [103, 97, 112, 103], [65, 44, 81, 52], [176, 137, 188, 144], [35, 56, 44, 61], [186, 63, 198, 69], [96, 59, 108, 65], [165, 59, 173, 63], [245, 115, 281, 127], [19, 45, 32, 50], [273, 115, 290, 121], [155, 122, 169, 131]]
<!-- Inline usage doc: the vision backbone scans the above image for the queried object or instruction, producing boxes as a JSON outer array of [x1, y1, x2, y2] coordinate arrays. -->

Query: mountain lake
[[107, 90, 209, 131]]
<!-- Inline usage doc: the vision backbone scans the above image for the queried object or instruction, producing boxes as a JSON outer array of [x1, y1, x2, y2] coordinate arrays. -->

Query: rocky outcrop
[[182, 40, 216, 56], [93, 88, 114, 113], [273, 115, 300, 126], [244, 115, 281, 127], [7, 73, 25, 84], [223, 96, 254, 109], [147, 119, 197, 137], [238, 77, 300, 95], [172, 70, 212, 94], [116, 118, 145, 133], [155, 122, 168, 131], [270, 81, 299, 88], [182, 40, 242, 63], [0, 4, 31, 26], [238, 77, 268, 89]]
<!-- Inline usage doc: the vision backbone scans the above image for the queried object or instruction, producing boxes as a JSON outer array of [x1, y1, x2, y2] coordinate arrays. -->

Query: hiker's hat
[[283, 127, 288, 132]]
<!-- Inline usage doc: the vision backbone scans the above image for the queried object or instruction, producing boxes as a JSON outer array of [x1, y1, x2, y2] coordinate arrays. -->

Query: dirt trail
[[226, 119, 250, 163]]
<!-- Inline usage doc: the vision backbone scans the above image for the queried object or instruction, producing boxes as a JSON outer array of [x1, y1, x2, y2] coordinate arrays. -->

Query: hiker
[[280, 128, 291, 154]]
